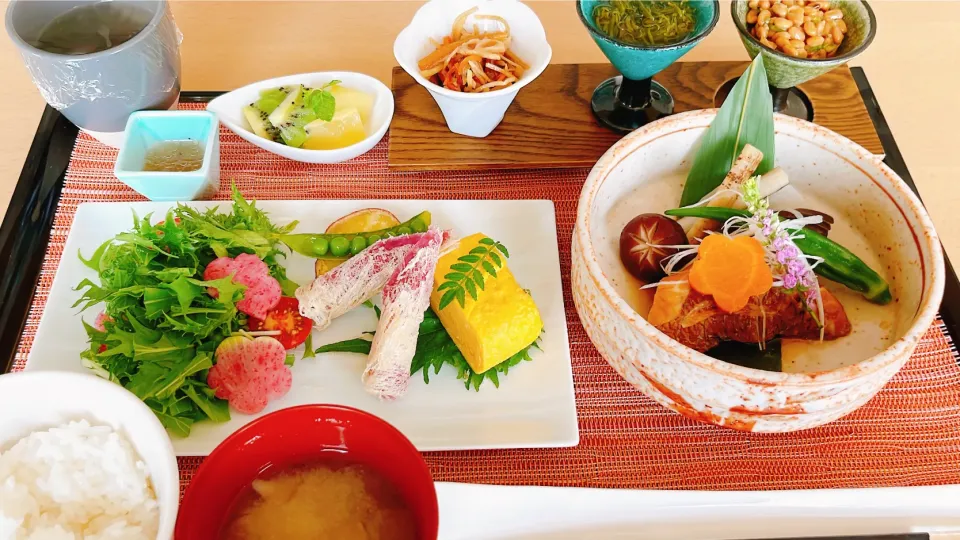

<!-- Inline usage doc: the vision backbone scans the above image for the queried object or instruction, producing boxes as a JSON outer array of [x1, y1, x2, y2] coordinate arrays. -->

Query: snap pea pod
[[663, 206, 893, 305], [276, 211, 431, 258]]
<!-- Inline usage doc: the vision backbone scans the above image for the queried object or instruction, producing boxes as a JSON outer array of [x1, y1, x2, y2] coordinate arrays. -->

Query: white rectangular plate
[[25, 200, 578, 455], [436, 483, 960, 539]]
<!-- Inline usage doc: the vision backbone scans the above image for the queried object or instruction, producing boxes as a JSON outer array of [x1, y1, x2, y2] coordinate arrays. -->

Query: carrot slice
[[689, 235, 772, 313], [417, 39, 466, 71]]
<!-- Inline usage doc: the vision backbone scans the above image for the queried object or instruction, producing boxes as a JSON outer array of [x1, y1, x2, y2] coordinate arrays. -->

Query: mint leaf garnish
[[305, 80, 340, 122]]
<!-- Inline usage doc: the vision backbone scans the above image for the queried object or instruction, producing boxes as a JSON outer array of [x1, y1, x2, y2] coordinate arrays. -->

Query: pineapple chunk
[[330, 86, 374, 126], [302, 107, 366, 150], [430, 233, 542, 374]]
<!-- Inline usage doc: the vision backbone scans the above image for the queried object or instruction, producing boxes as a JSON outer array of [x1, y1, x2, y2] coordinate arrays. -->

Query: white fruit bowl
[[206, 71, 393, 164], [0, 371, 179, 539], [394, 0, 552, 138], [572, 110, 945, 433]]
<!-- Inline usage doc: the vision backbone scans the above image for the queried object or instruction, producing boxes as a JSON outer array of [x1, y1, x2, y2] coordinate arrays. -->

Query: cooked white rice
[[0, 419, 159, 540]]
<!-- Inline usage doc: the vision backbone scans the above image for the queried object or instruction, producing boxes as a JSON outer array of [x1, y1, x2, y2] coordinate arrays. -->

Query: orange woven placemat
[[12, 103, 960, 494]]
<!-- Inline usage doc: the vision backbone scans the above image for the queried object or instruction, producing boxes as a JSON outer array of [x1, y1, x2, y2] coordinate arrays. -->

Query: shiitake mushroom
[[619, 213, 687, 282]]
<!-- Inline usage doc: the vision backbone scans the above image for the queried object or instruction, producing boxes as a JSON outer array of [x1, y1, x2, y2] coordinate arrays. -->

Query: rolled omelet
[[430, 233, 542, 374]]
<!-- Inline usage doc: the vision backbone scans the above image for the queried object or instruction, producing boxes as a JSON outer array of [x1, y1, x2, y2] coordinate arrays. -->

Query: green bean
[[276, 211, 432, 258], [664, 206, 892, 305]]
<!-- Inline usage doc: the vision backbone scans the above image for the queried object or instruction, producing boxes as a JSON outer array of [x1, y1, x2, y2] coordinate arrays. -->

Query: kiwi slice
[[255, 87, 288, 115], [267, 84, 303, 127], [279, 124, 308, 148], [273, 104, 318, 148], [287, 106, 318, 128], [242, 105, 281, 143]]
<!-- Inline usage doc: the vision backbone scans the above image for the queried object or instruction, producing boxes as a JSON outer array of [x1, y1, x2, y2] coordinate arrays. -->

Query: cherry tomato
[[247, 296, 313, 350]]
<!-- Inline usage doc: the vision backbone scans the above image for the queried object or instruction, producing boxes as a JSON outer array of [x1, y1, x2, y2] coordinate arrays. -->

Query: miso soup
[[221, 459, 417, 540]]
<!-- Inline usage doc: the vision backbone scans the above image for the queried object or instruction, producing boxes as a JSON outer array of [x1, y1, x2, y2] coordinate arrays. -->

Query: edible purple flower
[[735, 177, 824, 326]]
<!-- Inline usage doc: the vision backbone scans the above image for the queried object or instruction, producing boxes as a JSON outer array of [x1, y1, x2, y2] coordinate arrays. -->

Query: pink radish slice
[[208, 336, 291, 414], [203, 253, 282, 319]]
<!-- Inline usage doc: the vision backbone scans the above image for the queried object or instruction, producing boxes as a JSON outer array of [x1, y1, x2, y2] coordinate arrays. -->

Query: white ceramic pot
[[206, 71, 393, 164], [0, 371, 179, 538], [572, 110, 945, 432], [393, 0, 552, 138]]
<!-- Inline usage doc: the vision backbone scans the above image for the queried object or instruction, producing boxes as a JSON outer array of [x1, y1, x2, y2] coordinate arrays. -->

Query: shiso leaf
[[316, 307, 541, 391]]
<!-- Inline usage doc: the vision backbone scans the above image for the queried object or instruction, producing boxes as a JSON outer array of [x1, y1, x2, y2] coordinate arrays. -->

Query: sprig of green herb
[[437, 237, 509, 309], [315, 307, 539, 391], [304, 80, 341, 122]]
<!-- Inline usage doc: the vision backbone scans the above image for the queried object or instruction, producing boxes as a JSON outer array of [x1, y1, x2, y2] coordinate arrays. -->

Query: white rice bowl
[[0, 420, 159, 539], [0, 372, 178, 540]]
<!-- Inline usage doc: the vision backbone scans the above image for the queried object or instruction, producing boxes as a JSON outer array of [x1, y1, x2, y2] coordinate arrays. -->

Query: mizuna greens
[[75, 186, 297, 436]]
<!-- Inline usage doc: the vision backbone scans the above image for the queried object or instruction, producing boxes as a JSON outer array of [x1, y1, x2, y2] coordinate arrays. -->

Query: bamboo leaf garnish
[[679, 55, 775, 207], [438, 236, 509, 309]]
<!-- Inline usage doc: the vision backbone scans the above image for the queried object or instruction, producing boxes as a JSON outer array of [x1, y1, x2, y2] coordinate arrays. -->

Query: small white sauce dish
[[207, 71, 394, 164], [394, 0, 552, 138], [0, 371, 179, 539]]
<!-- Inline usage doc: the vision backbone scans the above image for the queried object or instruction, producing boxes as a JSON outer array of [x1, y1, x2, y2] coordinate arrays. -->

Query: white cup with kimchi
[[394, 0, 552, 138]]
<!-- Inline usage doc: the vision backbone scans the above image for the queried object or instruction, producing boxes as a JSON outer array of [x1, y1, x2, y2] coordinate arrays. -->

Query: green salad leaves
[[76, 186, 296, 436]]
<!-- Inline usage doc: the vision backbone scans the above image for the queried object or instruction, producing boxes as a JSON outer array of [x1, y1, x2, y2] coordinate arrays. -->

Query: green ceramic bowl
[[577, 0, 720, 81], [732, 0, 876, 89]]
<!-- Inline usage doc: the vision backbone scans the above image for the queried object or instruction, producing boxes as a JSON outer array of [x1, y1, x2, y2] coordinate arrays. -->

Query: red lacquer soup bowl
[[175, 404, 439, 539]]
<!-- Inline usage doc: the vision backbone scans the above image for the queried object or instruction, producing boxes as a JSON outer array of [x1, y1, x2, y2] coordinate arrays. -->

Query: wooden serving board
[[388, 61, 883, 171]]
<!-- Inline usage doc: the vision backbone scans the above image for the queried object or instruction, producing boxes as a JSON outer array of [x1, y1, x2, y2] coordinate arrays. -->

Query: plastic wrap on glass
[[5, 0, 183, 134]]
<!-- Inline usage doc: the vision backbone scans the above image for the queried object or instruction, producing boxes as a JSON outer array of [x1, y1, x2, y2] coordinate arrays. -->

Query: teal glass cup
[[577, 0, 719, 133]]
